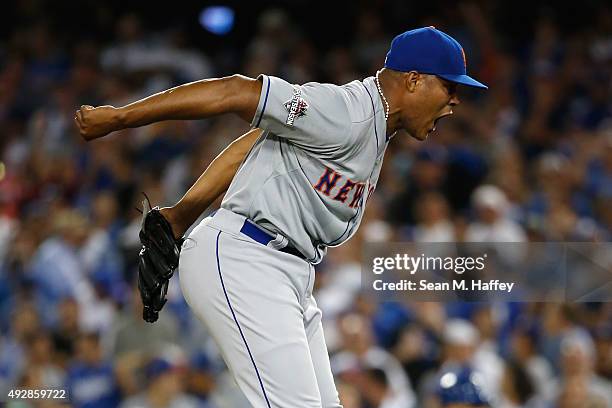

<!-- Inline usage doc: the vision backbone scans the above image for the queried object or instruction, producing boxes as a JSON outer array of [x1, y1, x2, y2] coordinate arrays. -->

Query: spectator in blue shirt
[[65, 332, 121, 408]]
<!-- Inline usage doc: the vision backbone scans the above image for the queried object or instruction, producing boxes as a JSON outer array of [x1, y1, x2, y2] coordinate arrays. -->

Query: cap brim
[[438, 74, 488, 89]]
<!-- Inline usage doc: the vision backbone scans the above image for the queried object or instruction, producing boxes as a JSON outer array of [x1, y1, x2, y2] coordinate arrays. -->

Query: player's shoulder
[[298, 79, 353, 123], [300, 79, 348, 101], [339, 77, 380, 124], [300, 77, 378, 124]]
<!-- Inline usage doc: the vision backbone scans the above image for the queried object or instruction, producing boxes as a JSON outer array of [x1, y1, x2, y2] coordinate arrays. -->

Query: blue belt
[[240, 219, 306, 260]]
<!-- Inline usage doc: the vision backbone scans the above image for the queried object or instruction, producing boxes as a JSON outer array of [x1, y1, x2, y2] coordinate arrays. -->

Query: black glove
[[137, 195, 183, 323]]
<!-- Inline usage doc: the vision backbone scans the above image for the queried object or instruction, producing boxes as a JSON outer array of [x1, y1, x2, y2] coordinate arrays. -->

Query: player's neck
[[386, 110, 402, 136], [376, 70, 402, 136]]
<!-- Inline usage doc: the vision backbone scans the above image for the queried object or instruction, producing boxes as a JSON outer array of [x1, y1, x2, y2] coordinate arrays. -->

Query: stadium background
[[0, 0, 611, 407]]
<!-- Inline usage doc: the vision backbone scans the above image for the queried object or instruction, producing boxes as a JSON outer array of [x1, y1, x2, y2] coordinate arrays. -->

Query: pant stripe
[[215, 231, 272, 408]]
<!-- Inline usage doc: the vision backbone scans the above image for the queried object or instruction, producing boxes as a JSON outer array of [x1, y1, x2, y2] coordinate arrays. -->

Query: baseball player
[[76, 27, 487, 408]]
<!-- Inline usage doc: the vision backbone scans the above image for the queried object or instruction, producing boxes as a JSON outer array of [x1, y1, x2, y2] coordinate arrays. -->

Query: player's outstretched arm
[[160, 128, 263, 239], [75, 75, 261, 141]]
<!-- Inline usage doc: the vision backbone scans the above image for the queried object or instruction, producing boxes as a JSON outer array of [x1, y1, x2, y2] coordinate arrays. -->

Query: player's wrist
[[159, 206, 186, 239]]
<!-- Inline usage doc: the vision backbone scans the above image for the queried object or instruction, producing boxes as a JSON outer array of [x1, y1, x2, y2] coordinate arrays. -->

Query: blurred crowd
[[1, 1, 611, 407]]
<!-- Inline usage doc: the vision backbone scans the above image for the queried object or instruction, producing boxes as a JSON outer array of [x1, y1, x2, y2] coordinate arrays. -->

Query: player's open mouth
[[429, 112, 453, 133]]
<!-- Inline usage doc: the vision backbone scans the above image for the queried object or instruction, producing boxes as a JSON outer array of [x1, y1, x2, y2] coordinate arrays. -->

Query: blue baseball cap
[[385, 27, 488, 89], [146, 358, 174, 379]]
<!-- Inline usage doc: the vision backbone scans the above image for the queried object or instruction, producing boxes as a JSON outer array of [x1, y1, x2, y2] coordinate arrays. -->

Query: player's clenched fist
[[74, 105, 122, 141]]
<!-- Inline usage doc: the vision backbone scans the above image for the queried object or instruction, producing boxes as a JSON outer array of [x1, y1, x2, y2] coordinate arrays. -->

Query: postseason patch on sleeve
[[284, 86, 309, 126]]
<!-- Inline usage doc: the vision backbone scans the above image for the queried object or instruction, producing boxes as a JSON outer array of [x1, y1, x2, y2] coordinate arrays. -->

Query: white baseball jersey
[[178, 74, 400, 408], [221, 75, 390, 263]]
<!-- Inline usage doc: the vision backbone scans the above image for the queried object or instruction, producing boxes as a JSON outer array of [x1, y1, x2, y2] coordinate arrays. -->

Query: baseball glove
[[137, 194, 183, 323]]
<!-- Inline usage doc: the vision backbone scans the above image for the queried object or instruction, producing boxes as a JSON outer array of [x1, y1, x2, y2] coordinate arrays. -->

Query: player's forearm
[[119, 75, 259, 126], [76, 75, 261, 140], [162, 128, 262, 238]]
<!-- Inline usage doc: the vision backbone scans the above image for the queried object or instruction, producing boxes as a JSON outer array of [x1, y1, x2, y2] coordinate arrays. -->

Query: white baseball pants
[[179, 209, 342, 408]]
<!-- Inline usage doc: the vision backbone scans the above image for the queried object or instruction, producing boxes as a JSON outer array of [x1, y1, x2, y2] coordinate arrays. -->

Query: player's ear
[[404, 71, 420, 93]]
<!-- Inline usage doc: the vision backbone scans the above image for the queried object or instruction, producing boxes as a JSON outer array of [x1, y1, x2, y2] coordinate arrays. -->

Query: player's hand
[[75, 105, 122, 141]]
